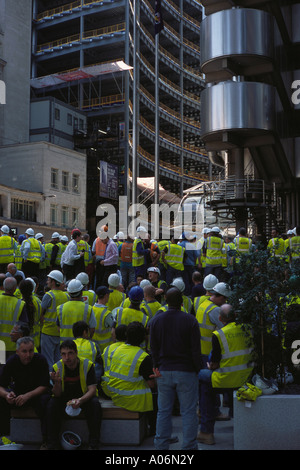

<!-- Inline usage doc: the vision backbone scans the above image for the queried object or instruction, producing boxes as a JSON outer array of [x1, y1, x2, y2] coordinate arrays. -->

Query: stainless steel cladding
[[200, 9, 274, 74], [200, 81, 275, 137]]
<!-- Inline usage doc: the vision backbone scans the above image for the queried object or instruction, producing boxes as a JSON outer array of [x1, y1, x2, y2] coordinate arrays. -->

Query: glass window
[[67, 113, 73, 126], [55, 108, 60, 121], [61, 206, 69, 228], [11, 198, 35, 221], [50, 204, 58, 226], [71, 208, 79, 227], [51, 168, 59, 189], [72, 174, 80, 194], [62, 171, 69, 192]]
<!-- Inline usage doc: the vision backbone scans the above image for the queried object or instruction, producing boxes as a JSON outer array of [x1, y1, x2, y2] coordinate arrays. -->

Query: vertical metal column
[[179, 0, 184, 197], [132, 0, 139, 207]]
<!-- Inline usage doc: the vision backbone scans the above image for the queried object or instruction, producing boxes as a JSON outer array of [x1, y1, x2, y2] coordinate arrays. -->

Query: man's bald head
[[4, 276, 17, 294]]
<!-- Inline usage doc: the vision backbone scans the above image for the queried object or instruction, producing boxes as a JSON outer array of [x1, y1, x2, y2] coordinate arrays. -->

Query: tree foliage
[[227, 246, 299, 384]]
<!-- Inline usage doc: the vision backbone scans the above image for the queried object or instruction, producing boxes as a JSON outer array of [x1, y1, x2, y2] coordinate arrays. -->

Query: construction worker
[[234, 227, 252, 264], [132, 226, 150, 280], [193, 274, 219, 313], [49, 232, 62, 271], [21, 228, 45, 278], [40, 270, 69, 371], [147, 266, 168, 304], [162, 236, 185, 286], [77, 233, 91, 274], [107, 273, 126, 311], [35, 233, 47, 295], [76, 272, 97, 306], [204, 227, 225, 280], [141, 285, 161, 320], [118, 234, 134, 290], [100, 324, 127, 398], [0, 225, 17, 273], [198, 304, 254, 445], [171, 277, 193, 314], [57, 279, 96, 342], [288, 226, 300, 267], [113, 286, 149, 330], [47, 339, 101, 450], [19, 278, 42, 352], [196, 228, 209, 274], [14, 235, 25, 271], [93, 286, 114, 354], [195, 281, 230, 365], [73, 320, 102, 386], [107, 321, 155, 414], [92, 226, 119, 288], [61, 229, 85, 281], [267, 227, 285, 260], [190, 271, 206, 301], [0, 277, 27, 361], [178, 231, 199, 296]]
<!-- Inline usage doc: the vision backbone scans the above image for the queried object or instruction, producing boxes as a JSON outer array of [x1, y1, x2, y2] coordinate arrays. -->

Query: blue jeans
[[40, 333, 61, 372], [154, 370, 199, 450], [198, 368, 220, 434]]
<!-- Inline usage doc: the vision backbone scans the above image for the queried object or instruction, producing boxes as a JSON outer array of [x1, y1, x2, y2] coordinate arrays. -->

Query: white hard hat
[[212, 226, 221, 233], [61, 235, 68, 242], [48, 270, 64, 284], [147, 266, 161, 276], [25, 228, 34, 236], [212, 282, 231, 297], [171, 277, 185, 293], [67, 279, 83, 294], [293, 227, 297, 235], [202, 227, 209, 234], [203, 274, 219, 291], [117, 231, 125, 239], [108, 273, 120, 288], [113, 234, 118, 240], [52, 232, 60, 239], [1, 225, 9, 234], [137, 226, 147, 233], [76, 272, 89, 287], [140, 279, 151, 288], [35, 233, 44, 240], [61, 431, 81, 450]]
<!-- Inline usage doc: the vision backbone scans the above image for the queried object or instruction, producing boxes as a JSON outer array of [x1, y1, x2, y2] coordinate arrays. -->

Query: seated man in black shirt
[[0, 336, 51, 444], [46, 339, 101, 450]]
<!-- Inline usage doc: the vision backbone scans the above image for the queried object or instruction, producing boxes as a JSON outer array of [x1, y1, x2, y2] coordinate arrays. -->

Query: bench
[[9, 398, 147, 446]]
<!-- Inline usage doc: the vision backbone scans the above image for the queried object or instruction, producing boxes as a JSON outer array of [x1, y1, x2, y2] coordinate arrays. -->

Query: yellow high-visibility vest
[[212, 322, 254, 389], [196, 298, 219, 355], [107, 343, 153, 412]]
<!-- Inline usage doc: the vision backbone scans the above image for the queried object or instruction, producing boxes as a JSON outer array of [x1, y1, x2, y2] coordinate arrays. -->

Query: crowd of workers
[[0, 222, 299, 450]]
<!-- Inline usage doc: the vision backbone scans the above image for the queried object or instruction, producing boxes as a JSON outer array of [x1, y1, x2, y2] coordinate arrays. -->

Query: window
[[51, 168, 59, 189], [74, 117, 78, 129], [71, 208, 79, 227], [72, 174, 80, 194], [55, 108, 60, 121], [62, 171, 69, 192], [79, 118, 84, 130], [50, 204, 58, 226], [11, 198, 35, 221], [67, 113, 73, 126], [61, 206, 69, 228]]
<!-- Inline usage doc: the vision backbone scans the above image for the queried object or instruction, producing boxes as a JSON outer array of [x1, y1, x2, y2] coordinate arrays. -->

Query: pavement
[[5, 405, 234, 453]]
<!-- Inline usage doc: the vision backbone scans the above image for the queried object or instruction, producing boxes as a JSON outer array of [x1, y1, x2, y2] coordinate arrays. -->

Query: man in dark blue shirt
[[150, 287, 201, 450], [0, 336, 50, 442]]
